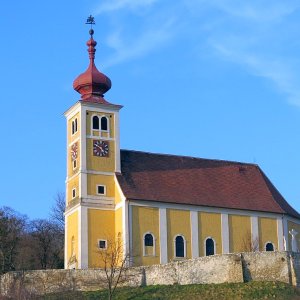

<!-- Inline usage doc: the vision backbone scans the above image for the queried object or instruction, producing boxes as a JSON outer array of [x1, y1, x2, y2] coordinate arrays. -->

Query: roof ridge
[[120, 148, 258, 167]]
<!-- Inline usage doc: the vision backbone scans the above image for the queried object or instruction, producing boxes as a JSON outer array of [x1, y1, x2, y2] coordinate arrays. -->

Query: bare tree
[[97, 233, 132, 300], [0, 207, 27, 274], [30, 219, 64, 269], [50, 192, 65, 231], [242, 230, 259, 252]]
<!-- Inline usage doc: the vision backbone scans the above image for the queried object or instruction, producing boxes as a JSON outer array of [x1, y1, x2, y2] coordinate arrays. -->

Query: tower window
[[72, 188, 76, 199], [205, 237, 215, 256], [71, 118, 78, 135], [174, 235, 185, 258], [97, 185, 106, 195], [92, 116, 100, 130], [73, 160, 77, 169], [98, 239, 107, 249], [265, 242, 274, 251], [101, 116, 108, 131]]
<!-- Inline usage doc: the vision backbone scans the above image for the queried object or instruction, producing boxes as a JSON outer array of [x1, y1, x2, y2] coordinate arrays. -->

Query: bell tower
[[64, 17, 123, 269]]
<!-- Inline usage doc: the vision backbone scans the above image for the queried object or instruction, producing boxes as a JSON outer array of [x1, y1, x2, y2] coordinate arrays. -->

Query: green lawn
[[39, 281, 300, 300]]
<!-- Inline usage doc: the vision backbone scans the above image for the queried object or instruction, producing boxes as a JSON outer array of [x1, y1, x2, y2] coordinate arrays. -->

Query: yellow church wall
[[86, 111, 115, 138], [88, 209, 115, 268], [66, 211, 78, 268], [86, 139, 116, 172], [66, 176, 79, 205], [198, 212, 222, 256], [115, 207, 123, 240], [287, 220, 300, 251], [258, 217, 278, 251], [229, 215, 251, 253], [167, 209, 191, 261], [67, 112, 80, 144], [131, 206, 160, 266], [87, 174, 115, 197]]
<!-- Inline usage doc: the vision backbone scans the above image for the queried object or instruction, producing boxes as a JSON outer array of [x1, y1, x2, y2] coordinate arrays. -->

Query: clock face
[[93, 140, 109, 157], [71, 142, 78, 161]]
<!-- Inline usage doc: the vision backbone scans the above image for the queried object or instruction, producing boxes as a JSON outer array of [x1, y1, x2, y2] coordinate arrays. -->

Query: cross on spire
[[86, 15, 96, 37]]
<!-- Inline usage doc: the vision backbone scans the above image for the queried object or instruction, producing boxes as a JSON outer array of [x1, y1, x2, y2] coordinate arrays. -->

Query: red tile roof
[[116, 150, 300, 219]]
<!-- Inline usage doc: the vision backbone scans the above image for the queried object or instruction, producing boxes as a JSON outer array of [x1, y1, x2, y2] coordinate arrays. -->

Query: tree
[[242, 230, 259, 252], [50, 192, 65, 231], [30, 219, 64, 269], [98, 233, 131, 300], [0, 207, 27, 274]]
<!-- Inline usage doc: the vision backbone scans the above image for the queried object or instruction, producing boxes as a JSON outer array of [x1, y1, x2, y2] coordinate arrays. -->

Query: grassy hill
[[39, 281, 300, 300]]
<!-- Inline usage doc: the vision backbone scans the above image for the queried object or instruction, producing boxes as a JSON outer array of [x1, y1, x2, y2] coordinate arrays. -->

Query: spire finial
[[73, 16, 112, 101], [86, 15, 95, 38]]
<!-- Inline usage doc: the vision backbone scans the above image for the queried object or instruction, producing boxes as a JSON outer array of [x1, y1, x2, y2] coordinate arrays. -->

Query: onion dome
[[73, 29, 112, 103]]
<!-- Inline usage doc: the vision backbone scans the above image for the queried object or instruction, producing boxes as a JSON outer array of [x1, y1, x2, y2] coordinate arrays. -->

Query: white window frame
[[72, 188, 76, 199], [98, 239, 107, 250], [96, 185, 106, 196], [91, 115, 100, 131], [91, 114, 110, 137], [173, 234, 186, 259], [264, 241, 275, 251], [143, 232, 156, 257], [204, 237, 216, 256], [100, 116, 109, 132]]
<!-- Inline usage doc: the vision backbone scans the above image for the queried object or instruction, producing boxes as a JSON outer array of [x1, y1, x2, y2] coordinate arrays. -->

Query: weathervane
[[86, 15, 96, 37]]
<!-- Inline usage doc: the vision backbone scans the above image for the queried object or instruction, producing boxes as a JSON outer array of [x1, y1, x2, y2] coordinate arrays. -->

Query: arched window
[[143, 233, 155, 256], [205, 238, 215, 256], [75, 118, 78, 132], [92, 116, 99, 130], [175, 235, 185, 258], [101, 116, 108, 131], [71, 118, 78, 135], [144, 234, 153, 246], [265, 242, 274, 251]]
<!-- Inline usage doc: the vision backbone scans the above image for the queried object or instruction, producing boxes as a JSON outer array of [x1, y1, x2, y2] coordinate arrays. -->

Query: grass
[[39, 281, 300, 300]]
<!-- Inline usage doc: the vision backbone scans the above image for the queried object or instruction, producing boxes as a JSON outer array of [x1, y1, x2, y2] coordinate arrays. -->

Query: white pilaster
[[79, 206, 88, 269], [159, 208, 168, 264], [80, 106, 87, 171], [221, 213, 230, 254], [64, 214, 68, 269], [283, 216, 289, 251], [190, 211, 199, 258], [114, 111, 121, 173], [78, 206, 82, 268], [123, 201, 130, 256], [251, 216, 259, 250], [277, 217, 284, 251]]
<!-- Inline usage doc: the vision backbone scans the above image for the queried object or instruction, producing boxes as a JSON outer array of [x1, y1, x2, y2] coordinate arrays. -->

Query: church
[[64, 24, 300, 269]]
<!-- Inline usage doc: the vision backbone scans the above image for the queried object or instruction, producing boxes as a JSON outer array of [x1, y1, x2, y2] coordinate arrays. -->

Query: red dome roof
[[73, 37, 111, 102]]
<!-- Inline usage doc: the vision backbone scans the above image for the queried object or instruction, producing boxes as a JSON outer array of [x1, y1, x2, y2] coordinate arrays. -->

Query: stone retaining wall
[[0, 251, 299, 297]]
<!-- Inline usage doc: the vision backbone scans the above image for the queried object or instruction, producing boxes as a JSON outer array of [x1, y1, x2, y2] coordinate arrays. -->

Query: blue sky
[[0, 0, 300, 218]]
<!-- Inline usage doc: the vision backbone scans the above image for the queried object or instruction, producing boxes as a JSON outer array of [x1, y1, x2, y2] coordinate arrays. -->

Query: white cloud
[[102, 18, 176, 68], [211, 41, 300, 106], [190, 0, 300, 106], [95, 0, 158, 14], [92, 0, 300, 106], [208, 0, 300, 22]]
